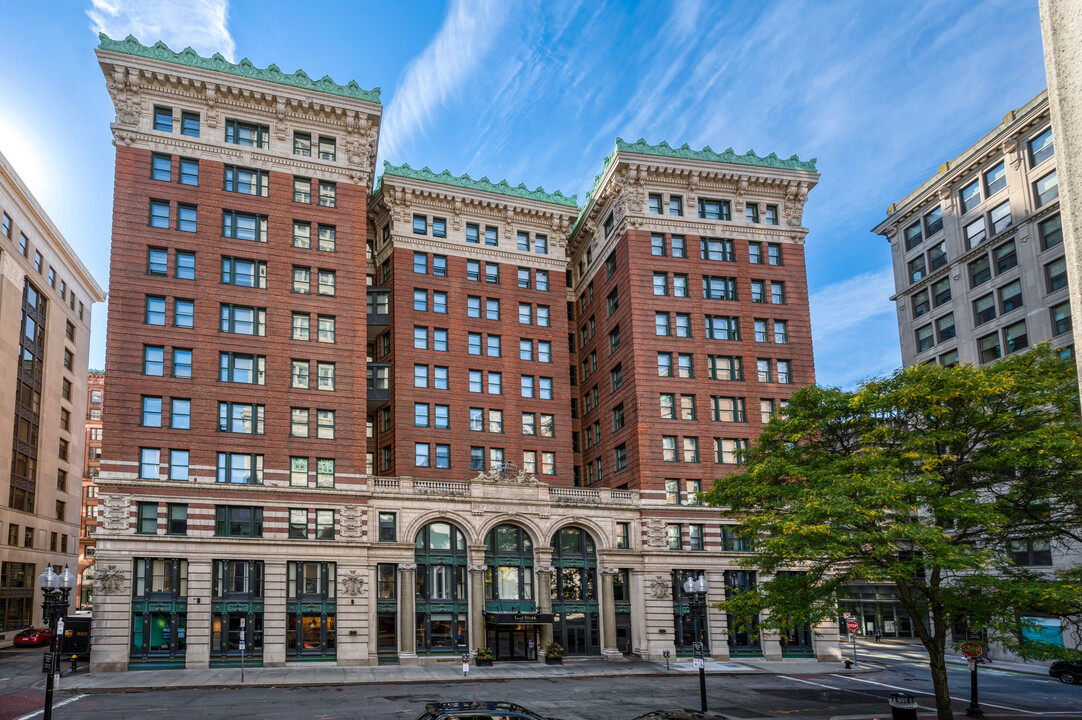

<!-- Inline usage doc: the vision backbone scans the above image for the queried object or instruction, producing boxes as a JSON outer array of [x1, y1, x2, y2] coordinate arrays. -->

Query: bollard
[[888, 692, 918, 720]]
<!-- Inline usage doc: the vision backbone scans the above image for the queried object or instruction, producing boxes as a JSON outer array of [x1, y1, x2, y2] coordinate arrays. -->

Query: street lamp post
[[38, 565, 76, 720], [682, 574, 710, 713]]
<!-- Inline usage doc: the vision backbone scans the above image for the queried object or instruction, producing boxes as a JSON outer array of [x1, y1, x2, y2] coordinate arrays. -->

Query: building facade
[[90, 35, 836, 671], [872, 90, 1079, 656], [0, 150, 105, 640], [77, 371, 104, 609], [874, 90, 1071, 366]]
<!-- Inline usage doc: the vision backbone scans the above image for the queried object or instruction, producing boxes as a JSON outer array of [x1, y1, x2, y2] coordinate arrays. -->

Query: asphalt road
[[1, 641, 1078, 719]]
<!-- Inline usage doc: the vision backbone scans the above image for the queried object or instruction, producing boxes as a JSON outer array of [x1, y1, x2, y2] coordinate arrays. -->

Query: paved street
[[2, 641, 1079, 719]]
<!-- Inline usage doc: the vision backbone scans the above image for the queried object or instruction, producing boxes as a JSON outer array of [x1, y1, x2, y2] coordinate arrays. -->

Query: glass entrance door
[[491, 624, 538, 661]]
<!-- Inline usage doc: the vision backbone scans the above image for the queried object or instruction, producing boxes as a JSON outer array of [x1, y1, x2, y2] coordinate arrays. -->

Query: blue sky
[[0, 0, 1048, 387]]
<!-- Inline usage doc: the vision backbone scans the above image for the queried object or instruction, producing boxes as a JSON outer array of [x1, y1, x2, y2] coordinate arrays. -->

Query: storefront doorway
[[490, 623, 539, 661]]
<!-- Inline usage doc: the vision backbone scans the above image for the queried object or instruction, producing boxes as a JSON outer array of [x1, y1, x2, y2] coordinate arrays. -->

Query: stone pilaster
[[599, 567, 622, 658], [87, 554, 131, 672], [262, 561, 287, 666], [397, 563, 417, 664], [535, 565, 554, 657], [185, 559, 212, 669], [812, 616, 843, 661], [337, 566, 371, 666], [467, 564, 486, 651]]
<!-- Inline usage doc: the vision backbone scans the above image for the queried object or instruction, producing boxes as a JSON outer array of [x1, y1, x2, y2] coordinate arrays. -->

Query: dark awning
[[484, 612, 555, 625]]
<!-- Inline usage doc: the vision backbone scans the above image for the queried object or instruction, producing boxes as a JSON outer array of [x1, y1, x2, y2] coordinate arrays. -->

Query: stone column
[[468, 564, 487, 652], [535, 565, 554, 658], [185, 558, 212, 669], [397, 563, 417, 664], [1040, 0, 1082, 399], [599, 567, 622, 659], [262, 561, 287, 666]]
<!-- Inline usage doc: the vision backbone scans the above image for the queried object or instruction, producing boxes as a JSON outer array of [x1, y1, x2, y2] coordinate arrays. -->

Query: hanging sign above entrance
[[485, 612, 555, 624]]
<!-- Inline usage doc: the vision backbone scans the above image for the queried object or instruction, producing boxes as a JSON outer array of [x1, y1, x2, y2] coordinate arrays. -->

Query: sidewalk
[[61, 658, 877, 694]]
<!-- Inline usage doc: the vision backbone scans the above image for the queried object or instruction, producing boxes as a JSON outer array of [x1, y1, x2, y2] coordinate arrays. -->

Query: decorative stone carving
[[534, 565, 554, 574], [96, 564, 125, 595], [599, 567, 621, 575], [645, 518, 667, 549], [339, 569, 366, 596], [467, 564, 488, 573], [398, 563, 417, 573], [784, 181, 809, 228], [472, 467, 540, 485], [648, 576, 671, 600], [339, 504, 363, 538], [1003, 136, 1021, 170], [100, 494, 132, 532], [938, 185, 952, 202]]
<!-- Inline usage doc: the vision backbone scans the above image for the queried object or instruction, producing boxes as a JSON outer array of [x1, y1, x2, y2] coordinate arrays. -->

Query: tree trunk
[[926, 636, 955, 720]]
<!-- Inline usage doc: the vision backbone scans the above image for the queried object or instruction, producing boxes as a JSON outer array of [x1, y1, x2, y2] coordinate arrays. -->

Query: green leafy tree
[[703, 345, 1082, 720]]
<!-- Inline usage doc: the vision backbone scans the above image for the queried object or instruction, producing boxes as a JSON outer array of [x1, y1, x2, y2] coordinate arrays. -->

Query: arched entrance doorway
[[414, 520, 469, 655], [550, 526, 600, 656], [484, 523, 538, 661]]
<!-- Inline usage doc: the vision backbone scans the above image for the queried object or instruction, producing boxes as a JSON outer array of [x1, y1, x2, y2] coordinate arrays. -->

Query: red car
[[13, 628, 52, 647]]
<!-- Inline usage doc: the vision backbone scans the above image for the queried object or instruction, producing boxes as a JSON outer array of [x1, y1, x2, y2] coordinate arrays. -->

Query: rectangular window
[[994, 240, 1017, 274], [717, 437, 749, 464], [293, 176, 311, 203], [969, 256, 991, 288], [218, 401, 264, 434], [1004, 320, 1028, 354], [909, 254, 927, 283], [689, 524, 704, 551], [936, 313, 956, 343], [225, 119, 270, 148], [667, 524, 682, 550], [317, 316, 336, 343], [217, 453, 263, 484], [1051, 301, 1072, 336], [984, 162, 1007, 196], [181, 111, 200, 137], [649, 194, 663, 214], [709, 355, 743, 381], [1040, 214, 1063, 250], [215, 506, 263, 537], [960, 179, 981, 213], [924, 206, 943, 236], [224, 166, 270, 197], [154, 106, 172, 132], [293, 221, 311, 248], [378, 512, 396, 542], [291, 408, 310, 437], [139, 448, 160, 479], [978, 332, 1001, 364], [152, 153, 171, 181], [137, 503, 158, 534], [698, 198, 730, 220], [703, 275, 737, 300], [167, 504, 188, 535], [220, 353, 266, 384], [179, 158, 199, 186], [746, 204, 760, 223], [177, 204, 197, 233], [928, 242, 947, 271], [318, 181, 337, 207], [220, 304, 266, 335], [701, 238, 734, 262], [748, 242, 762, 264], [916, 323, 935, 351], [1047, 257, 1068, 292], [705, 315, 740, 340], [1030, 127, 1054, 166], [318, 136, 337, 161], [222, 257, 267, 288], [171, 398, 191, 429], [141, 396, 162, 427], [989, 202, 1011, 235], [289, 509, 308, 539], [1035, 170, 1059, 207], [150, 200, 170, 228], [174, 348, 193, 378], [143, 345, 165, 376], [777, 360, 792, 384]]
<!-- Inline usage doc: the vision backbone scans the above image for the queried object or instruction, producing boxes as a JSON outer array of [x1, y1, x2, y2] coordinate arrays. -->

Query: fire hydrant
[[70, 655, 78, 673], [844, 656, 853, 669]]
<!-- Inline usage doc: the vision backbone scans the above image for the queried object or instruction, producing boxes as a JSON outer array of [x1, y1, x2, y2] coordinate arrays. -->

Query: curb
[[61, 664, 882, 695]]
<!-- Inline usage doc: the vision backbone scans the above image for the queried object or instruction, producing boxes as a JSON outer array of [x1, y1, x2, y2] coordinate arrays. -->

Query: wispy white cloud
[[380, 0, 513, 163], [87, 0, 236, 61], [809, 266, 901, 388]]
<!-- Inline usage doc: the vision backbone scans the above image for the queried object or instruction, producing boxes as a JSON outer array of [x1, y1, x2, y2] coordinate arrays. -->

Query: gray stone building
[[0, 149, 105, 639], [874, 90, 1070, 366], [873, 89, 1079, 658]]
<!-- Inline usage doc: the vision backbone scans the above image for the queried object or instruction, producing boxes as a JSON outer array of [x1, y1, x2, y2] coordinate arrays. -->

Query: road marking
[[829, 674, 1040, 714], [13, 693, 88, 720], [779, 675, 839, 689]]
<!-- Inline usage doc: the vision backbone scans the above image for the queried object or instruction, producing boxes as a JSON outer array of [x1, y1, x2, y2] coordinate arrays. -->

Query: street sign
[[966, 628, 984, 642], [843, 612, 852, 619], [462, 661, 469, 673], [846, 620, 859, 632], [693, 657, 704, 669], [42, 653, 55, 674], [56, 619, 65, 636], [961, 641, 983, 658], [692, 642, 704, 658], [967, 658, 976, 672]]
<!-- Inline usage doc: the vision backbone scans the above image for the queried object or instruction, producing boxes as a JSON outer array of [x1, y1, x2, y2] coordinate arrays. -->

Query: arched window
[[414, 521, 468, 653], [484, 524, 534, 603], [550, 526, 601, 656]]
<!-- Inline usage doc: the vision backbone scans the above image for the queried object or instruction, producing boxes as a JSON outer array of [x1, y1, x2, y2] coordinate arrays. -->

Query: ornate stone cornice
[[98, 34, 381, 104]]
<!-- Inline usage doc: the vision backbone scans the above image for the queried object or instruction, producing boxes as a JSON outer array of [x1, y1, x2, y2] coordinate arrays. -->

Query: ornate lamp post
[[682, 573, 710, 713], [38, 565, 76, 720]]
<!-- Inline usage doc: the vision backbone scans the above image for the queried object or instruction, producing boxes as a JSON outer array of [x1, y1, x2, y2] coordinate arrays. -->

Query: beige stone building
[[874, 90, 1070, 366], [873, 89, 1080, 657], [0, 150, 105, 638]]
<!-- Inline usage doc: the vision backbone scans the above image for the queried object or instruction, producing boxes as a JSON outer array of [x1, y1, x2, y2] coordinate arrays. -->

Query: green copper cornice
[[614, 137, 817, 172], [98, 34, 381, 104], [382, 162, 578, 208]]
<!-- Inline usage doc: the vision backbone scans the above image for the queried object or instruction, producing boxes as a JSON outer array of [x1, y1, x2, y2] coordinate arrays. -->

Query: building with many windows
[[77, 371, 104, 609], [90, 35, 834, 671], [0, 149, 105, 640], [874, 90, 1071, 366], [872, 89, 1078, 655]]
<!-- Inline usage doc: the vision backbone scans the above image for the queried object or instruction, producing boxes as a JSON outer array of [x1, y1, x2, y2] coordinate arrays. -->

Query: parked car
[[13, 628, 53, 647], [1049, 660, 1082, 685], [630, 712, 731, 720], [414, 701, 562, 720]]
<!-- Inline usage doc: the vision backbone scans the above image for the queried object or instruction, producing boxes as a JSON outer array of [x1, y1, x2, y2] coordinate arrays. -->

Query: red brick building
[[77, 372, 104, 608], [91, 36, 833, 671]]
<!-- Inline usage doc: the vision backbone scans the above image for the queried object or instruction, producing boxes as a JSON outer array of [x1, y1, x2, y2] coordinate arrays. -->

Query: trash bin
[[888, 692, 918, 720]]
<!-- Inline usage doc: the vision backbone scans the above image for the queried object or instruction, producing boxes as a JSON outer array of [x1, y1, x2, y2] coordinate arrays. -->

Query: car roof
[[425, 703, 536, 712]]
